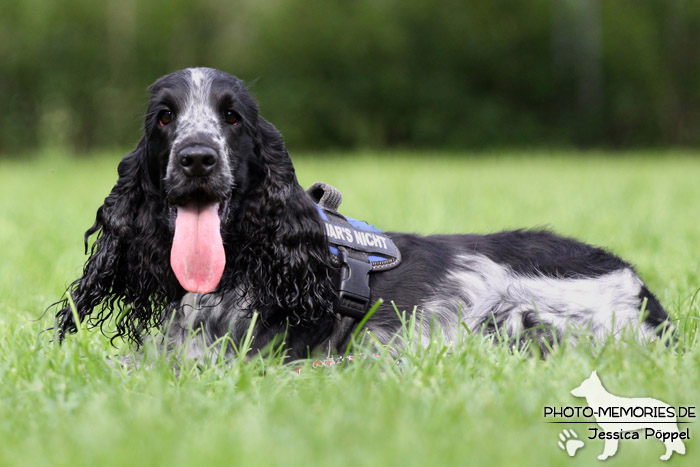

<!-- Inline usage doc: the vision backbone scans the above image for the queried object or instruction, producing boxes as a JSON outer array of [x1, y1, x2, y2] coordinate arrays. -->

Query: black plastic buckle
[[336, 250, 372, 319]]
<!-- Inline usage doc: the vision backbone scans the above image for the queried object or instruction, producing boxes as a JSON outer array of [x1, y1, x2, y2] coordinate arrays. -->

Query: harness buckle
[[336, 249, 372, 319]]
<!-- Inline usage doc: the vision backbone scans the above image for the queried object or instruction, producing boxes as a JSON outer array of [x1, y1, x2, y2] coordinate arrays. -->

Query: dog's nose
[[178, 145, 218, 177]]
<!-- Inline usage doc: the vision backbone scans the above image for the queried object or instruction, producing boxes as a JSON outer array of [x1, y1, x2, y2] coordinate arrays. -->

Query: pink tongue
[[170, 202, 226, 293]]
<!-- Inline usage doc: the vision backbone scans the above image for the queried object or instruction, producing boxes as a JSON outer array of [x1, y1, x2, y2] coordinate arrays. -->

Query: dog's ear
[[235, 117, 337, 325], [88, 138, 160, 240], [53, 138, 175, 344]]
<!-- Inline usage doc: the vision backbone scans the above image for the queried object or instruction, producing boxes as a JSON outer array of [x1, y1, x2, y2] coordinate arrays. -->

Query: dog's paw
[[558, 429, 584, 457]]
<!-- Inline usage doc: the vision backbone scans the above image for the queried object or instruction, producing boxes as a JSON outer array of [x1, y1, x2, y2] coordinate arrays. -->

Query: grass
[[1, 149, 699, 466]]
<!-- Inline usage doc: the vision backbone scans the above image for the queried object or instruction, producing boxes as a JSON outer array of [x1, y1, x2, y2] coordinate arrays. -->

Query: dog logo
[[570, 371, 687, 461]]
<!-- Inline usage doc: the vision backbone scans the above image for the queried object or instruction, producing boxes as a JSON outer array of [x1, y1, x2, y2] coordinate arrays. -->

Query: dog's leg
[[660, 444, 672, 462], [660, 435, 686, 461], [598, 437, 619, 460]]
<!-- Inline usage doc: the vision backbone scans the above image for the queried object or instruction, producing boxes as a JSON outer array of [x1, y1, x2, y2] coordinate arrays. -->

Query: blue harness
[[308, 183, 402, 318]]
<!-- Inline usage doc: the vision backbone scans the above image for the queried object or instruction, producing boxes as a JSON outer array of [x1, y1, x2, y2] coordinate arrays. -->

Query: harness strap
[[336, 248, 372, 319], [307, 182, 402, 319], [318, 207, 373, 318], [308, 182, 342, 211]]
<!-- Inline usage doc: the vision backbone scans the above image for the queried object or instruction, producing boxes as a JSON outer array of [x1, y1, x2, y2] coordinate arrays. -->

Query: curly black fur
[[53, 68, 337, 347]]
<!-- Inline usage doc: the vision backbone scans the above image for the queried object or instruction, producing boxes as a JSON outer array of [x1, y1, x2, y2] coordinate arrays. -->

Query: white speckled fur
[[165, 291, 252, 361], [406, 254, 654, 346], [164, 68, 232, 186]]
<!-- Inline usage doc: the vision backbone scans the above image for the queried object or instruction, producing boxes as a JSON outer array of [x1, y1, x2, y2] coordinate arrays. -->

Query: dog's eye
[[158, 110, 173, 127], [223, 110, 240, 126]]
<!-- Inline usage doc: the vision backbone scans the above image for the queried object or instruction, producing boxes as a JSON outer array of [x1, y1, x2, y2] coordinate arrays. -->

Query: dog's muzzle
[[167, 143, 230, 294], [177, 144, 218, 177]]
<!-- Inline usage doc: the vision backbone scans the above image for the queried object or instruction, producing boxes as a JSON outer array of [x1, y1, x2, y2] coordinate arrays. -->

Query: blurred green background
[[1, 0, 700, 154]]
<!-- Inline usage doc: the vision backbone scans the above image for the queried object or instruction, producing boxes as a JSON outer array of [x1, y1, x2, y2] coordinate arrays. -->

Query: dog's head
[[570, 370, 602, 397], [143, 68, 262, 293], [55, 68, 336, 344]]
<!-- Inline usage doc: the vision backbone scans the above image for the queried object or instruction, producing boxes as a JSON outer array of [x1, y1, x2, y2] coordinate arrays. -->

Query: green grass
[[1, 150, 699, 466]]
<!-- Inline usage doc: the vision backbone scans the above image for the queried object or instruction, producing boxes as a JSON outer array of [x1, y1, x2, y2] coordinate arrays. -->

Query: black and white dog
[[54, 67, 670, 359]]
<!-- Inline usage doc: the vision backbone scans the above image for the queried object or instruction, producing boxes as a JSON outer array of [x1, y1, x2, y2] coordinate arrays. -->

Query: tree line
[[1, 0, 699, 154]]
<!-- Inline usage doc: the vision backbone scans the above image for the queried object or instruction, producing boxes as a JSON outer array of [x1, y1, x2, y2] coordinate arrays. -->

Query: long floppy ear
[[53, 139, 177, 344], [234, 117, 337, 326]]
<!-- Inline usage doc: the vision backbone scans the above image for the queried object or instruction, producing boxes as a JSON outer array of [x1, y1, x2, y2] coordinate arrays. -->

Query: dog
[[571, 371, 686, 460], [53, 67, 671, 360]]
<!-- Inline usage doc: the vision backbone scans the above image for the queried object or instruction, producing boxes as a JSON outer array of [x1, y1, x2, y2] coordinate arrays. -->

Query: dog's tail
[[639, 285, 674, 341]]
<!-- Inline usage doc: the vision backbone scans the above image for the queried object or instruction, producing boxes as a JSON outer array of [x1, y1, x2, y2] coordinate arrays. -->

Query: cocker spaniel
[[53, 67, 671, 359]]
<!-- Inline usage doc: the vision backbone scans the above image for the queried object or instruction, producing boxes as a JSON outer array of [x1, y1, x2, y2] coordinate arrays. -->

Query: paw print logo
[[558, 429, 584, 457]]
